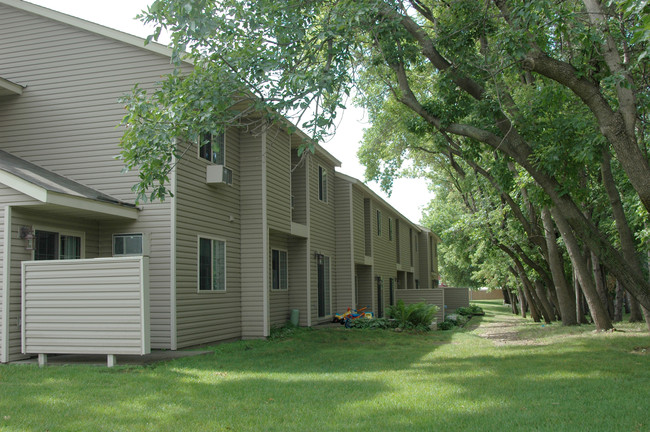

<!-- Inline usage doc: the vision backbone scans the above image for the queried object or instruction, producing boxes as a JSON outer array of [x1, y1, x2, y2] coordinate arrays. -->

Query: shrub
[[438, 320, 455, 330], [347, 317, 396, 330], [387, 300, 439, 328], [445, 313, 469, 326], [456, 306, 473, 316], [469, 304, 485, 316]]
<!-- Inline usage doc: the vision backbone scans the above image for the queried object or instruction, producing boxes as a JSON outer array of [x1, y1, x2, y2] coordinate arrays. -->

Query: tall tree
[[119, 0, 650, 310]]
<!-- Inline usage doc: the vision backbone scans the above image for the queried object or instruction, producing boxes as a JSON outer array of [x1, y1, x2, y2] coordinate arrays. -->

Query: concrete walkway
[[13, 350, 212, 367]]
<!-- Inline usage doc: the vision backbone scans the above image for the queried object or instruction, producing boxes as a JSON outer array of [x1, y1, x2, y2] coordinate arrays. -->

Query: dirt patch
[[631, 346, 648, 355], [475, 314, 545, 346]]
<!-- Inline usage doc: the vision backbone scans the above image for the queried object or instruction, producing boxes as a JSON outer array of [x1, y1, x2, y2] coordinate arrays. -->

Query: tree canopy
[[119, 0, 650, 328]]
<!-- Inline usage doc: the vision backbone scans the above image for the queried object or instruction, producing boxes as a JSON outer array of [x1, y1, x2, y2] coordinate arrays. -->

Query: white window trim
[[112, 232, 144, 257], [270, 248, 289, 291], [197, 235, 227, 293], [32, 225, 85, 260], [197, 130, 227, 165]]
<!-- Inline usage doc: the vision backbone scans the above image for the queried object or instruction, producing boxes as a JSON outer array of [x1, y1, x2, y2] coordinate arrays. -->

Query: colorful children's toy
[[332, 307, 373, 326]]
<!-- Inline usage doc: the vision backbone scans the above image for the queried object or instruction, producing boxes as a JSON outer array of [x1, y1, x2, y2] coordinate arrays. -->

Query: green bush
[[438, 320, 455, 330], [387, 300, 439, 328], [347, 317, 396, 330], [445, 313, 469, 326], [469, 304, 485, 316], [456, 306, 473, 316]]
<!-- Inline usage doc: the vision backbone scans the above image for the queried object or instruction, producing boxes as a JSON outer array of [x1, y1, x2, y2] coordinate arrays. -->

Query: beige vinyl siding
[[0, 5, 178, 349], [269, 233, 290, 326], [396, 289, 444, 323], [356, 265, 373, 310], [174, 129, 243, 347], [0, 5, 178, 201], [418, 233, 434, 289], [352, 188, 365, 263], [6, 207, 101, 362], [288, 236, 310, 325], [369, 200, 399, 315], [240, 132, 268, 338], [0, 187, 41, 362], [98, 205, 172, 348], [291, 150, 308, 225], [334, 179, 354, 311], [444, 287, 470, 313], [21, 257, 149, 355], [398, 219, 411, 269], [309, 154, 336, 321], [266, 127, 292, 233]]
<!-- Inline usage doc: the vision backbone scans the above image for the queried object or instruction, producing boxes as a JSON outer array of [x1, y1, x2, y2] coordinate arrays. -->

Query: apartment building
[[0, 0, 440, 364]]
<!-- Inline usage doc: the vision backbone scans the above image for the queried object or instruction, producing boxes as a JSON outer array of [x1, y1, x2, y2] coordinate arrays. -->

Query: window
[[318, 165, 328, 202], [113, 233, 143, 256], [34, 230, 82, 260], [271, 249, 288, 290], [415, 279, 420, 289], [389, 278, 395, 306], [199, 131, 225, 165], [376, 210, 382, 236], [388, 218, 393, 241], [198, 237, 226, 291]]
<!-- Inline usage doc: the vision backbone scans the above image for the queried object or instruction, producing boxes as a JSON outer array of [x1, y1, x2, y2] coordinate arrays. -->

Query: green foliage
[[455, 307, 474, 316], [437, 320, 455, 330], [445, 314, 469, 327], [347, 317, 397, 330], [387, 300, 439, 328]]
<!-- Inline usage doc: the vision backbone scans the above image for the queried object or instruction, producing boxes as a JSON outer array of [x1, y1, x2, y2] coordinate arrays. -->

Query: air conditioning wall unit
[[206, 164, 233, 186]]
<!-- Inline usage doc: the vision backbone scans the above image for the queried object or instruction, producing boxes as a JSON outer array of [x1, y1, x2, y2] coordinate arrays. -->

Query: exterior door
[[317, 254, 330, 317]]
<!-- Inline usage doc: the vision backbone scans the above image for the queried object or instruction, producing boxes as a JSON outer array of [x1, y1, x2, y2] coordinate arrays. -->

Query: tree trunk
[[534, 280, 555, 324], [551, 208, 613, 330], [614, 280, 624, 323], [518, 287, 527, 318], [591, 252, 613, 319], [502, 288, 511, 304], [629, 294, 644, 322], [510, 292, 519, 315], [541, 207, 577, 325], [545, 282, 562, 321], [601, 150, 650, 332], [576, 276, 589, 324]]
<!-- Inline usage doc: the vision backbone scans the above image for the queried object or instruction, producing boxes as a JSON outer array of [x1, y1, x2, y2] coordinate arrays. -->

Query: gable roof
[[335, 171, 421, 231], [0, 0, 175, 59], [0, 149, 138, 219]]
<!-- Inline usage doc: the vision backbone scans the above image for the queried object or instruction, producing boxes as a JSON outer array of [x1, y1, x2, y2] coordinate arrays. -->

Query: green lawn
[[1, 301, 648, 431]]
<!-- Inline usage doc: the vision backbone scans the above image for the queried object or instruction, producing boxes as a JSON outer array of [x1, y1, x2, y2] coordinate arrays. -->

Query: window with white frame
[[198, 237, 226, 291], [271, 249, 288, 290], [113, 233, 143, 256], [318, 165, 328, 202], [199, 131, 225, 165], [34, 230, 82, 260]]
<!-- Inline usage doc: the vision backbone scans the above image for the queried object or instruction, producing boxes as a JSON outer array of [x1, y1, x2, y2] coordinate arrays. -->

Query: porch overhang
[[0, 149, 139, 220], [0, 169, 139, 219], [0, 77, 23, 96]]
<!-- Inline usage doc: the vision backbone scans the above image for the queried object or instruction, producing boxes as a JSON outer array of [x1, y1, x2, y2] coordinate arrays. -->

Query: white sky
[[26, 0, 435, 223]]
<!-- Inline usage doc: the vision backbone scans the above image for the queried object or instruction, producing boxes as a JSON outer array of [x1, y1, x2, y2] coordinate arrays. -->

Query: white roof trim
[[0, 169, 139, 219], [0, 77, 23, 96], [0, 0, 177, 60]]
